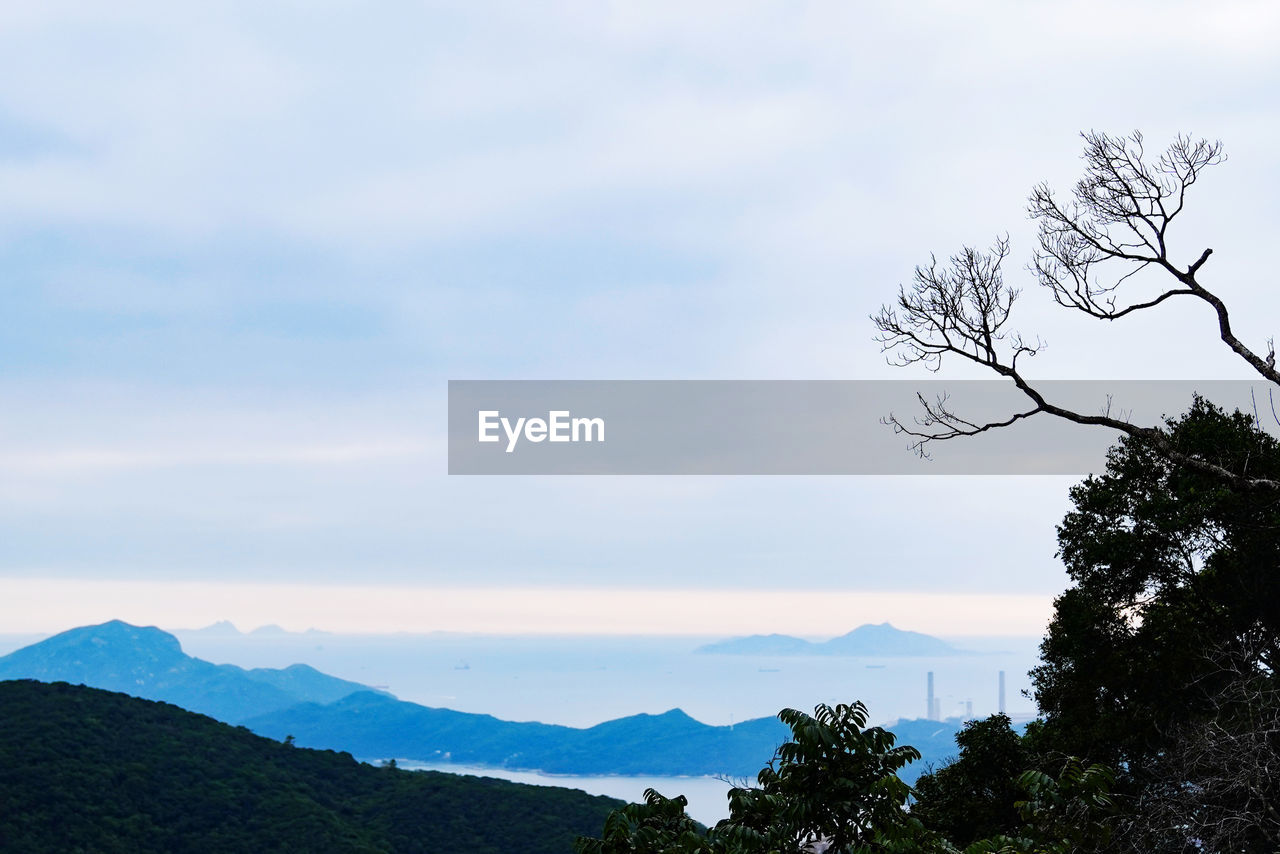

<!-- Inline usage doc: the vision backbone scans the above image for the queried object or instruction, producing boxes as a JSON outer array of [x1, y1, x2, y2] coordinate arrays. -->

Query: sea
[[397, 761, 738, 825]]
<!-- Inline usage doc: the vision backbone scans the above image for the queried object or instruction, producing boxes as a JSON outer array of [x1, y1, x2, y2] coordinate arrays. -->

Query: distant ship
[[454, 660, 471, 671]]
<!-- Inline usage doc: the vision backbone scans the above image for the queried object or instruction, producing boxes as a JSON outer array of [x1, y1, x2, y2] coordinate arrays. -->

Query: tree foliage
[[910, 716, 1029, 845], [576, 703, 1115, 854], [578, 701, 937, 854], [1033, 398, 1280, 761], [962, 761, 1115, 854], [0, 679, 622, 854], [719, 702, 925, 852], [1030, 398, 1280, 851]]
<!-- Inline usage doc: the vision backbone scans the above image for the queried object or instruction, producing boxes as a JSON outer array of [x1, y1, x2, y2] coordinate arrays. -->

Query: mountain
[[886, 718, 971, 772], [0, 620, 374, 723], [0, 621, 964, 781], [693, 633, 815, 655], [243, 691, 794, 778], [245, 692, 962, 783], [185, 619, 243, 636], [696, 622, 965, 657], [179, 621, 330, 638], [822, 623, 962, 656], [0, 679, 622, 854], [0, 622, 794, 777]]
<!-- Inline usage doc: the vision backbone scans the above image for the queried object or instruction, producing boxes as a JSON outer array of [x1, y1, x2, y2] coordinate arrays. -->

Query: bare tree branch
[[1117, 635, 1280, 852], [873, 131, 1280, 491]]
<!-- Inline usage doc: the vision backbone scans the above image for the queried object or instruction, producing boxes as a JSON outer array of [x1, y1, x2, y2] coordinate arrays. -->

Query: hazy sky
[[2, 1, 1279, 634]]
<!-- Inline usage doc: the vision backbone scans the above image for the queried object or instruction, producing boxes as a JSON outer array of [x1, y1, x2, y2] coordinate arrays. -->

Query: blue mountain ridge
[[0, 620, 375, 723], [0, 620, 963, 780], [241, 691, 796, 777]]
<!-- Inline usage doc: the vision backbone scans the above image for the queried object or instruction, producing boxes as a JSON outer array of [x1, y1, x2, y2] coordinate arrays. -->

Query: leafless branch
[[873, 131, 1280, 491], [1116, 635, 1280, 852]]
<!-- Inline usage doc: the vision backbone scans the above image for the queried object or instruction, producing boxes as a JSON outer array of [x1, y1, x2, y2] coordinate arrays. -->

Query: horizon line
[[0, 578, 1052, 637]]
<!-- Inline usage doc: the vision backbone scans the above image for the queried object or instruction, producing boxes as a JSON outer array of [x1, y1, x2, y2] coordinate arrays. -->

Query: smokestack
[[965, 700, 973, 719], [927, 671, 935, 721], [998, 670, 1006, 715]]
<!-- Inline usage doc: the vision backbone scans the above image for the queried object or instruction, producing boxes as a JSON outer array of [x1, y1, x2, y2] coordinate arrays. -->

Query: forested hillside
[[0, 680, 623, 854]]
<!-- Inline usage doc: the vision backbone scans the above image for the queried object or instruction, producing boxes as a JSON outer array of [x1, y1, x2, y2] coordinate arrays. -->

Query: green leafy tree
[[910, 716, 1030, 846], [715, 702, 927, 852], [1033, 398, 1280, 768], [964, 760, 1115, 854], [575, 789, 707, 854], [578, 701, 1126, 854], [1029, 398, 1280, 851], [577, 701, 940, 854]]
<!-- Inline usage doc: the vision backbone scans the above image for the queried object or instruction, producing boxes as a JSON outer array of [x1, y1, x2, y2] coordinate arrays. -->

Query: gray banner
[[448, 380, 1279, 475]]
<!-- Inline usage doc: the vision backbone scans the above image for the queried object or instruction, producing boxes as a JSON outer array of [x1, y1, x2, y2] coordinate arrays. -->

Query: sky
[[2, 1, 1280, 635]]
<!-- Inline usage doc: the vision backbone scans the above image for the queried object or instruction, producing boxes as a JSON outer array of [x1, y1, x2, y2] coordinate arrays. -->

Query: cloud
[[0, 440, 435, 474], [0, 1, 1274, 253], [0, 2, 1276, 618]]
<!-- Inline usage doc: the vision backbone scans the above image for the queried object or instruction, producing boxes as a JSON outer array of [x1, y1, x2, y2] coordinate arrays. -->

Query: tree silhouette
[[873, 131, 1280, 491]]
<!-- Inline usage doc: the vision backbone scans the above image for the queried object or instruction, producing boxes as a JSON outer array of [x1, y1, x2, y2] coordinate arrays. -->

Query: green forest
[[0, 679, 623, 854]]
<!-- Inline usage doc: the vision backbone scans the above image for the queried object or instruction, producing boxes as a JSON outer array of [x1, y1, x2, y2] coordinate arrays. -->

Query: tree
[[871, 131, 1280, 848], [574, 788, 707, 854], [972, 759, 1116, 854], [576, 701, 938, 854], [910, 715, 1030, 846], [1117, 645, 1280, 852], [872, 131, 1280, 491], [576, 701, 1121, 854], [1029, 398, 1280, 851], [717, 702, 926, 852]]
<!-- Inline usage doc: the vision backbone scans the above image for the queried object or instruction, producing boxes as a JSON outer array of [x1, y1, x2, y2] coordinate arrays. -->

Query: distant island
[[695, 622, 969, 657], [179, 620, 331, 637]]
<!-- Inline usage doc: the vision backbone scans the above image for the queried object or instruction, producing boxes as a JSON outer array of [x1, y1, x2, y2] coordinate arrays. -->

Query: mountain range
[[178, 620, 331, 637], [0, 620, 963, 780], [0, 620, 374, 723], [695, 622, 967, 657], [243, 691, 792, 777]]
